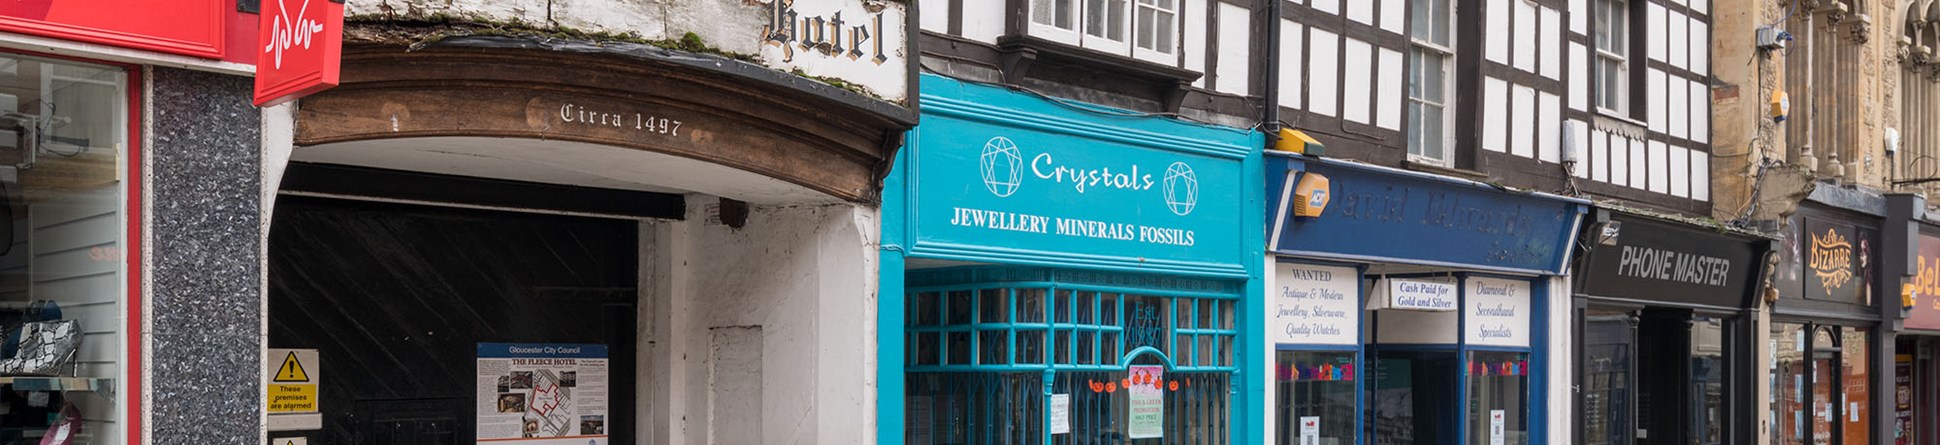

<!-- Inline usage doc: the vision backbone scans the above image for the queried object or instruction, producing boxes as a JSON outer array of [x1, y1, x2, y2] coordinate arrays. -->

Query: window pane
[[1583, 310, 1636, 445], [1034, 0, 1056, 25], [1057, 0, 1074, 28], [1407, 49, 1424, 99], [948, 290, 973, 325], [948, 331, 973, 365], [1099, 292, 1118, 324], [912, 291, 939, 326], [1423, 104, 1445, 160], [1018, 288, 1045, 323], [1772, 322, 1808, 445], [1431, 0, 1450, 46], [1100, 330, 1120, 364], [1016, 329, 1045, 364], [1155, 11, 1175, 53], [1594, 0, 1612, 51], [1087, 0, 1108, 37], [1611, 2, 1627, 52], [1137, 8, 1156, 49], [980, 330, 1009, 364], [1410, 0, 1431, 39], [979, 288, 1008, 323], [1424, 53, 1446, 102], [1108, 0, 1127, 40], [1468, 351, 1531, 445], [1276, 351, 1357, 444], [1055, 329, 1072, 363], [1077, 330, 1096, 364], [1844, 327, 1870, 445], [1407, 101, 1425, 157]]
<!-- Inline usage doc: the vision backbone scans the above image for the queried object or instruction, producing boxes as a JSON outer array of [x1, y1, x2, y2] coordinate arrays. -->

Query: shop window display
[[0, 53, 128, 444], [906, 274, 1240, 444], [1772, 322, 1875, 445], [1467, 351, 1530, 445], [1274, 350, 1354, 444]]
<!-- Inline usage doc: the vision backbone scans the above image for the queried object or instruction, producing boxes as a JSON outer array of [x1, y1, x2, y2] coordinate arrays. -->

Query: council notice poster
[[477, 343, 610, 444]]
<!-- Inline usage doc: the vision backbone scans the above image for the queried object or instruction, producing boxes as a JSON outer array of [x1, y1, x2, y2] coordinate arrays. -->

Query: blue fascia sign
[[904, 75, 1261, 277], [1267, 154, 1588, 275]]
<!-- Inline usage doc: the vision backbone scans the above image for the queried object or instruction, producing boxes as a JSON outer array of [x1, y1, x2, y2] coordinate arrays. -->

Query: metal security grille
[[904, 267, 1239, 444]]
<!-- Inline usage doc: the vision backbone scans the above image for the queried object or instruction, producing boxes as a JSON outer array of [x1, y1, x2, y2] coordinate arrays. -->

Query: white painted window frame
[[1081, 0, 1134, 55], [1030, 0, 1085, 45], [1592, 0, 1629, 116], [1408, 0, 1456, 166], [1131, 0, 1180, 64]]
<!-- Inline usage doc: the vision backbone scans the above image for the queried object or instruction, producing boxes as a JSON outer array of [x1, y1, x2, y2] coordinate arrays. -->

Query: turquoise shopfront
[[879, 74, 1265, 444]]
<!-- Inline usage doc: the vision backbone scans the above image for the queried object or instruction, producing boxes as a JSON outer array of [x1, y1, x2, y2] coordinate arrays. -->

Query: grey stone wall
[[147, 67, 263, 444]]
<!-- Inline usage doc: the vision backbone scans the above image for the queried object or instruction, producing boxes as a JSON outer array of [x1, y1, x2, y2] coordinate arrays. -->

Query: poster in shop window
[[1127, 365, 1165, 439], [477, 343, 610, 444]]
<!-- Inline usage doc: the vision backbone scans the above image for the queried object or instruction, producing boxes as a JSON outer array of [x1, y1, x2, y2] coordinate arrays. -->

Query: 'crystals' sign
[[907, 75, 1258, 277]]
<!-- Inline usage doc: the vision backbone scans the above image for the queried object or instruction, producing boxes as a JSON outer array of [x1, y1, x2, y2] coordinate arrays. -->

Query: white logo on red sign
[[263, 0, 326, 69]]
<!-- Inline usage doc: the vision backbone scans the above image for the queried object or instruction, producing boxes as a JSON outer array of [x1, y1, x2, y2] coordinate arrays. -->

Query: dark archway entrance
[[268, 196, 638, 445]]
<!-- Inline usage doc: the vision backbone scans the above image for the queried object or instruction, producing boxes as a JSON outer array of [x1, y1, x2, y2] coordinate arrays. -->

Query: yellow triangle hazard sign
[[274, 351, 310, 382]]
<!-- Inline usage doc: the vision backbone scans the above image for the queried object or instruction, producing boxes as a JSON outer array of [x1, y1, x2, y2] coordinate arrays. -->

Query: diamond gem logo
[[980, 137, 1023, 197], [1163, 162, 1198, 216]]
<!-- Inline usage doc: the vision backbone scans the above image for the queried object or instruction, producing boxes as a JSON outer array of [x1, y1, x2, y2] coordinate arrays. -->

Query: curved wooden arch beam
[[295, 37, 916, 203]]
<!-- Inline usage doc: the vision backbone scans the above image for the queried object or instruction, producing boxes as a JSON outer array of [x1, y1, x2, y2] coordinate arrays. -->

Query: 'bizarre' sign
[[1578, 213, 1762, 308], [254, 0, 345, 106], [1799, 218, 1867, 304], [1274, 263, 1359, 345], [910, 75, 1256, 276]]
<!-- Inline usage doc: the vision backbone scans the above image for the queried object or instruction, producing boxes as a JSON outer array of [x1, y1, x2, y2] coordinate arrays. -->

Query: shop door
[[1370, 349, 1458, 445], [1636, 309, 1692, 445], [268, 197, 639, 445]]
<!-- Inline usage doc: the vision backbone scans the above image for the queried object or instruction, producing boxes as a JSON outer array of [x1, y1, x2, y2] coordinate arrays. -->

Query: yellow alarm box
[[1293, 172, 1330, 217]]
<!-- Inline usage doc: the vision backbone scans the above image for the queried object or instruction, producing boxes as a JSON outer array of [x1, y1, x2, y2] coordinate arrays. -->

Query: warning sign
[[272, 438, 308, 445], [267, 348, 321, 432], [275, 351, 311, 382]]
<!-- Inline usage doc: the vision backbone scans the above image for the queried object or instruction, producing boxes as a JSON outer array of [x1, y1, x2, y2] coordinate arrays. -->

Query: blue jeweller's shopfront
[[880, 74, 1265, 444], [1263, 153, 1588, 445]]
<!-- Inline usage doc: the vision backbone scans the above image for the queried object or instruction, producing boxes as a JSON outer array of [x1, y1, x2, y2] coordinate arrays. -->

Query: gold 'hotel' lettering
[[1810, 228, 1854, 291], [761, 0, 892, 64]]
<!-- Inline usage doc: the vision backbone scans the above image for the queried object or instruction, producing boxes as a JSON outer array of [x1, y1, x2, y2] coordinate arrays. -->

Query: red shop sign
[[253, 0, 343, 107], [0, 0, 230, 59]]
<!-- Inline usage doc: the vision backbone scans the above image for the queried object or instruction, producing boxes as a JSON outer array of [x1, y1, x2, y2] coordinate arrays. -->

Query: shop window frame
[[1270, 259, 1366, 445], [901, 267, 1244, 444], [1769, 320, 1877, 445], [0, 48, 143, 445], [906, 281, 1241, 373]]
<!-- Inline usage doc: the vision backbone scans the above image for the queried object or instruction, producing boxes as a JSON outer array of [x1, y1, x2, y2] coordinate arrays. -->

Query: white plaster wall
[[346, 0, 909, 102], [1546, 276, 1574, 445], [644, 197, 878, 445]]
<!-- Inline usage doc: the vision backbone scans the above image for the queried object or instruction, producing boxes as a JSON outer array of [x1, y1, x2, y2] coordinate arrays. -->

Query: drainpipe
[[1262, 0, 1281, 140]]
